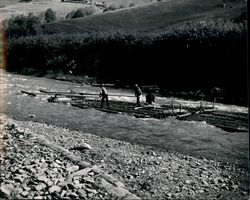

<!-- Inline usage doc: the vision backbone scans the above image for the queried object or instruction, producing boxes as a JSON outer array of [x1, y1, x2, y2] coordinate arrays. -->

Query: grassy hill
[[43, 0, 246, 34]]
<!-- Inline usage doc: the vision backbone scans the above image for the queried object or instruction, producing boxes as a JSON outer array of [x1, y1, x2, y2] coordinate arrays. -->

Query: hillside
[[43, 0, 246, 34], [0, 0, 93, 21]]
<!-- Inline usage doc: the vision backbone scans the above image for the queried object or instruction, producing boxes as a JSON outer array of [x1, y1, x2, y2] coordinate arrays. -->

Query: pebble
[[86, 188, 97, 194], [166, 192, 172, 198], [77, 189, 87, 198], [34, 184, 45, 192], [49, 185, 61, 194], [21, 191, 29, 197], [36, 176, 49, 184], [52, 162, 61, 168], [0, 184, 14, 197], [65, 165, 79, 173], [13, 176, 24, 183], [60, 190, 67, 197]]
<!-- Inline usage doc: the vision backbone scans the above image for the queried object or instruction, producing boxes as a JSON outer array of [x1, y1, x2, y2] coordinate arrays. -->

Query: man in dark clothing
[[99, 83, 110, 109], [146, 90, 155, 105], [134, 84, 142, 106]]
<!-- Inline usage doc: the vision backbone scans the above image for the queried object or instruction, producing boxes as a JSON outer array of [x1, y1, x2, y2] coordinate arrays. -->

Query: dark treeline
[[6, 20, 247, 105]]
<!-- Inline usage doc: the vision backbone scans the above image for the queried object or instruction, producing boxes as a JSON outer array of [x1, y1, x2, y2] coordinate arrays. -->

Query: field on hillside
[[0, 0, 169, 22], [44, 0, 246, 33], [0, 0, 96, 21]]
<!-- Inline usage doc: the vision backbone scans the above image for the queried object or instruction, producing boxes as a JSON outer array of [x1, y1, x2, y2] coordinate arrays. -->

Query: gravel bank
[[0, 115, 249, 199]]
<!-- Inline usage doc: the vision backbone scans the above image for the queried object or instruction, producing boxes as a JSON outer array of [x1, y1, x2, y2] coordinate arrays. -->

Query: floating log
[[39, 89, 134, 98], [176, 112, 193, 119], [91, 83, 116, 87], [21, 90, 37, 97]]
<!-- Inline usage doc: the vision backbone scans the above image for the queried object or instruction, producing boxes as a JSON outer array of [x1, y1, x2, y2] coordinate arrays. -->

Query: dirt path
[[0, 71, 249, 168]]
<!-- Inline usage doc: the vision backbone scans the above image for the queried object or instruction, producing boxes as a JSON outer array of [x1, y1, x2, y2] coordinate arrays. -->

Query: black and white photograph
[[0, 0, 248, 199]]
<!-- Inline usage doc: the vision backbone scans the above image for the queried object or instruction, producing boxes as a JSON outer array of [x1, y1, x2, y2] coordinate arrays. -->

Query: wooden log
[[176, 109, 202, 119], [203, 108, 219, 113], [39, 89, 134, 98], [176, 112, 193, 119], [21, 90, 37, 97]]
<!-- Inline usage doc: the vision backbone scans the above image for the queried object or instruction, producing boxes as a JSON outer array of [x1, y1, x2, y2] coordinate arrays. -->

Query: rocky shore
[[0, 114, 249, 199]]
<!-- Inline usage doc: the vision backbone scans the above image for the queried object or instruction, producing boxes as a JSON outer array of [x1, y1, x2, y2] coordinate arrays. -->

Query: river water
[[0, 72, 249, 168]]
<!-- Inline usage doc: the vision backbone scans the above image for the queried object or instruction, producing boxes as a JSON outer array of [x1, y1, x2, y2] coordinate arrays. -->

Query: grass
[[0, 0, 20, 8], [0, 0, 99, 21], [43, 0, 246, 34]]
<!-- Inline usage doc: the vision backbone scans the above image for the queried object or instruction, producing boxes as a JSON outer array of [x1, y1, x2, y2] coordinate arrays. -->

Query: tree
[[44, 9, 57, 23], [4, 13, 41, 38]]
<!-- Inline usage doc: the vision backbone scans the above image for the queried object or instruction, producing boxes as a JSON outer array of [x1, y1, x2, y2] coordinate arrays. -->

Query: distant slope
[[43, 0, 246, 34]]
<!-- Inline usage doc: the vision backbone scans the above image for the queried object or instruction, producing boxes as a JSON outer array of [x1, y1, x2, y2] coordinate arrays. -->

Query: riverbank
[[0, 115, 249, 199]]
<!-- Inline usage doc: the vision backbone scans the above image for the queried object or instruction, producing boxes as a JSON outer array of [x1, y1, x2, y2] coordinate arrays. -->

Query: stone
[[6, 123, 16, 130], [21, 191, 29, 197], [10, 187, 23, 196], [66, 165, 79, 173], [14, 168, 26, 175], [83, 177, 95, 184], [88, 172, 95, 176], [221, 183, 229, 190], [51, 162, 61, 168], [5, 174, 11, 179], [71, 143, 92, 150], [13, 176, 24, 183], [3, 178, 14, 184], [18, 135, 24, 139], [0, 184, 14, 198], [87, 193, 94, 198], [34, 184, 45, 192], [198, 189, 204, 193], [22, 184, 31, 192], [55, 160, 62, 165], [185, 180, 192, 184], [47, 180, 53, 187], [201, 180, 209, 186], [231, 185, 239, 190], [86, 188, 97, 194], [36, 176, 49, 184], [212, 178, 220, 185], [77, 189, 87, 198], [68, 192, 79, 198], [49, 185, 61, 194], [25, 165, 36, 174], [60, 190, 67, 197], [23, 159, 31, 166], [166, 192, 172, 198], [91, 165, 101, 174]]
